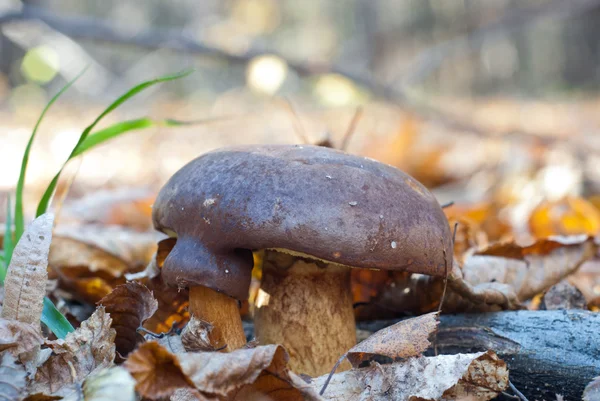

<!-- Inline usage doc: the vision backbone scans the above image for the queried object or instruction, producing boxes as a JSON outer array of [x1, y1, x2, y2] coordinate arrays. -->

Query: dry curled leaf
[[99, 282, 158, 356], [0, 318, 44, 357], [466, 235, 597, 301], [31, 307, 116, 396], [0, 352, 27, 401], [314, 351, 507, 400], [124, 342, 196, 399], [181, 317, 214, 352], [346, 312, 439, 367], [125, 342, 320, 400], [584, 376, 600, 401], [2, 213, 54, 325]]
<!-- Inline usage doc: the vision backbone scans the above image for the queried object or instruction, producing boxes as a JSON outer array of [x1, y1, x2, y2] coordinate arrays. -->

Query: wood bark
[[357, 310, 600, 401], [254, 250, 356, 377]]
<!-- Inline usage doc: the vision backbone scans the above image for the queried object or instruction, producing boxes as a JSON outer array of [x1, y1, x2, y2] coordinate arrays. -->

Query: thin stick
[[438, 222, 458, 313], [319, 353, 347, 396], [441, 201, 454, 209], [281, 97, 310, 144], [340, 106, 363, 151], [509, 381, 529, 401]]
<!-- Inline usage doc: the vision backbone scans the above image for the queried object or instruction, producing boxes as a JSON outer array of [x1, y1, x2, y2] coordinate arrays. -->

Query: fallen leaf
[[81, 367, 136, 401], [54, 224, 160, 268], [60, 188, 155, 231], [584, 376, 600, 401], [464, 235, 597, 301], [0, 352, 27, 401], [124, 342, 195, 399], [0, 318, 44, 356], [568, 258, 600, 308], [2, 213, 54, 325], [181, 317, 215, 352], [529, 197, 600, 238], [171, 388, 214, 401], [98, 282, 158, 356], [125, 342, 320, 400], [314, 351, 507, 400], [346, 312, 439, 367], [48, 236, 132, 304], [540, 280, 587, 310], [30, 307, 116, 396]]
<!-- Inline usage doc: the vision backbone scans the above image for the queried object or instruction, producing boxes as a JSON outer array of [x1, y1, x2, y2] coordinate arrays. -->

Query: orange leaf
[[529, 197, 600, 238]]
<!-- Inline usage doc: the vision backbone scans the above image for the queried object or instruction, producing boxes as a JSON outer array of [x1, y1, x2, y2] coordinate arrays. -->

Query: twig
[[340, 106, 363, 151], [280, 97, 311, 144], [509, 380, 529, 401], [438, 222, 458, 313], [319, 353, 347, 396], [441, 201, 454, 209]]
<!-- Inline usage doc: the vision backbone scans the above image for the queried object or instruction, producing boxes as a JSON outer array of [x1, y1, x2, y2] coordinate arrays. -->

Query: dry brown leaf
[[540, 280, 587, 310], [125, 341, 320, 401], [346, 312, 439, 367], [98, 282, 158, 356], [464, 235, 597, 301], [2, 213, 54, 325], [181, 317, 214, 352], [314, 351, 507, 400], [171, 388, 215, 401], [31, 307, 116, 396], [568, 258, 600, 308], [54, 224, 159, 268], [0, 352, 27, 401], [0, 318, 44, 357], [584, 376, 600, 401], [60, 188, 155, 231], [123, 341, 195, 399]]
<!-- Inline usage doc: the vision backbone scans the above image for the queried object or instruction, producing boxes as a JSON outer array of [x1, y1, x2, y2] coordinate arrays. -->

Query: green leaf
[[35, 68, 194, 217], [1, 194, 13, 283], [41, 297, 74, 339], [14, 69, 87, 242]]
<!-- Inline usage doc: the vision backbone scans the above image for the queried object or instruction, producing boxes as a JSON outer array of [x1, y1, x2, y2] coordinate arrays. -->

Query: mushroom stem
[[189, 286, 246, 352], [254, 250, 356, 377]]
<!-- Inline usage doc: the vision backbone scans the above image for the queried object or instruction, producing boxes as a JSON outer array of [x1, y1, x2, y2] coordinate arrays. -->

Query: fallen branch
[[357, 310, 600, 401]]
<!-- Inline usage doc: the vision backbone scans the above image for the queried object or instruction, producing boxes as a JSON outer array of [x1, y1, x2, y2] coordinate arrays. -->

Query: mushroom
[[152, 144, 452, 374]]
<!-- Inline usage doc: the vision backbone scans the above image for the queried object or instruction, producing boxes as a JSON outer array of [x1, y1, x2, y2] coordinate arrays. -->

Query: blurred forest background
[[2, 0, 600, 241]]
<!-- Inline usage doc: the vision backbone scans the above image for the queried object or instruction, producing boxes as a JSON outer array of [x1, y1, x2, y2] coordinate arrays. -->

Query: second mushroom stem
[[189, 285, 247, 352], [254, 250, 356, 377]]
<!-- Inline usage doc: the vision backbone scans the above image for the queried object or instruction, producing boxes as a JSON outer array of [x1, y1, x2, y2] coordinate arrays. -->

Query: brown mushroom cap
[[153, 144, 452, 300]]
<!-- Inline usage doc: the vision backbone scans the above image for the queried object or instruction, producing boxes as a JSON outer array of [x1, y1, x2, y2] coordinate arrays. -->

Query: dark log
[[357, 310, 600, 401]]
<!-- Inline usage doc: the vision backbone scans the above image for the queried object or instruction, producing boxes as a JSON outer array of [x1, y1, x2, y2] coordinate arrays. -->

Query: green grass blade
[[35, 69, 194, 217], [73, 117, 220, 158], [14, 69, 87, 242], [42, 297, 74, 339], [1, 194, 13, 282]]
